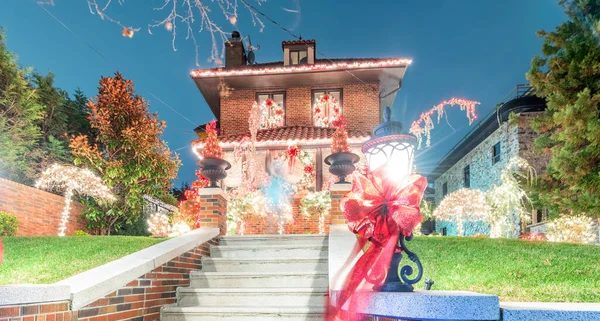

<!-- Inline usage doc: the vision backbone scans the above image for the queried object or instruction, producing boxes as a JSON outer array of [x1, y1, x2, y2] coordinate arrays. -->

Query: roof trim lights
[[190, 58, 413, 78]]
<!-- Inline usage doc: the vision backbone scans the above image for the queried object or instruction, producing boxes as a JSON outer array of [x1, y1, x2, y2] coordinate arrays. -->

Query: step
[[219, 234, 328, 246], [189, 271, 328, 288], [176, 287, 328, 307], [210, 244, 328, 258], [161, 305, 325, 321], [201, 256, 328, 272]]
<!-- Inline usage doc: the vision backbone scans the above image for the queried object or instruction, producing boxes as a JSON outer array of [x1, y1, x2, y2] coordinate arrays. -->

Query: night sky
[[0, 1, 566, 186]]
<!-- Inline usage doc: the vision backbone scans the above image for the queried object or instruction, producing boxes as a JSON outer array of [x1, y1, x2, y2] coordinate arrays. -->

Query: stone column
[[330, 183, 352, 225], [197, 188, 228, 235]]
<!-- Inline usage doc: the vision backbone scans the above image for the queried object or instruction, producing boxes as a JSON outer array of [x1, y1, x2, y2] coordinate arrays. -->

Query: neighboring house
[[142, 195, 178, 217], [190, 32, 411, 191], [427, 85, 550, 234]]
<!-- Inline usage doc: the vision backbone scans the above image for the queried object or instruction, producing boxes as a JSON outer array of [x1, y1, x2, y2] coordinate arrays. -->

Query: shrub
[[73, 230, 90, 236], [546, 215, 597, 244], [0, 211, 18, 236]]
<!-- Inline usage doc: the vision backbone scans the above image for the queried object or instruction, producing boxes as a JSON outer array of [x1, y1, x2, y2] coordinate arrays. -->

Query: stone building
[[190, 33, 412, 191], [428, 85, 550, 235]]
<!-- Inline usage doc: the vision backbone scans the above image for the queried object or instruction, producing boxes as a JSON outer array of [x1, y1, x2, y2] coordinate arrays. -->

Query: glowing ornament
[[122, 27, 135, 38], [35, 164, 115, 236], [165, 21, 173, 31]]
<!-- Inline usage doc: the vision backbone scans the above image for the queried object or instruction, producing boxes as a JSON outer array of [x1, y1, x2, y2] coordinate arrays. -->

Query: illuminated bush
[[546, 215, 597, 244]]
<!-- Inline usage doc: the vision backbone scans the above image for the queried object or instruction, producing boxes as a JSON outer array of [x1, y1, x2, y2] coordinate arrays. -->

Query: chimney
[[225, 31, 247, 68]]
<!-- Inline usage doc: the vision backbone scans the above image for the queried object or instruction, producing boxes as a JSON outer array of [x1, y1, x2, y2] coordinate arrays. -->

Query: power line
[[34, 1, 200, 127]]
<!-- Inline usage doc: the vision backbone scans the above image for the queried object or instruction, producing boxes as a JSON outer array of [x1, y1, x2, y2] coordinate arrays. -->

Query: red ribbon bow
[[327, 165, 427, 320], [206, 120, 217, 134]]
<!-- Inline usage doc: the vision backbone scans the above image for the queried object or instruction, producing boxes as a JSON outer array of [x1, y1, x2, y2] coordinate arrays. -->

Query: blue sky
[[0, 1, 566, 186]]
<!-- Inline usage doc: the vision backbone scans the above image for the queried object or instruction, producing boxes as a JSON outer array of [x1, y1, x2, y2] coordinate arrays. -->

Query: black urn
[[196, 157, 231, 188], [324, 152, 360, 184]]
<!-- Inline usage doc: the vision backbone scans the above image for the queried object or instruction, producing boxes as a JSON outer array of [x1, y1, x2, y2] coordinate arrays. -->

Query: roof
[[427, 85, 546, 183], [215, 125, 371, 150], [282, 39, 316, 48]]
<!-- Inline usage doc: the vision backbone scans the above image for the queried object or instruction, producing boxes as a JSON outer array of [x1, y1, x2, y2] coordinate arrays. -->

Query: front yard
[[0, 236, 165, 284], [412, 236, 600, 302]]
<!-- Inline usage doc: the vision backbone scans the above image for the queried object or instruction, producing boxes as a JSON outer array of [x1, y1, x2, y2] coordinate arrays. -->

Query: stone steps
[[189, 270, 328, 288], [161, 305, 326, 321], [176, 287, 328, 307], [210, 243, 328, 258], [219, 234, 328, 246], [201, 256, 328, 272]]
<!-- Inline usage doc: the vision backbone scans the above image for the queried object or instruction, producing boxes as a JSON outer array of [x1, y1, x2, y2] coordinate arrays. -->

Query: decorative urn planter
[[196, 157, 231, 188], [324, 152, 360, 184]]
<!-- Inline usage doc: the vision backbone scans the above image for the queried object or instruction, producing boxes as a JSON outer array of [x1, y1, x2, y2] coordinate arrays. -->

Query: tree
[[0, 29, 45, 184], [171, 181, 191, 202], [70, 72, 180, 234], [526, 0, 600, 218]]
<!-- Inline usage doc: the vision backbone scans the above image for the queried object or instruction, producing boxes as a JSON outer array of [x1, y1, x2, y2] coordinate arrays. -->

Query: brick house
[[427, 85, 551, 236], [190, 33, 411, 191]]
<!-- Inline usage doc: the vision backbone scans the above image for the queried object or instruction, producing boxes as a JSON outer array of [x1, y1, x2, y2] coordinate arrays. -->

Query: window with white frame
[[312, 89, 342, 127]]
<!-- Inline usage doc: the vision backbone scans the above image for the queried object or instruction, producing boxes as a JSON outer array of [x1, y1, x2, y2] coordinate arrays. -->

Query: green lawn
[[409, 236, 600, 302], [0, 236, 166, 285]]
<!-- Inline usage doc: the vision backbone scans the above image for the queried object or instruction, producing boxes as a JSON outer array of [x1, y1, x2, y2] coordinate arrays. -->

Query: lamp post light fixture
[[362, 106, 423, 292]]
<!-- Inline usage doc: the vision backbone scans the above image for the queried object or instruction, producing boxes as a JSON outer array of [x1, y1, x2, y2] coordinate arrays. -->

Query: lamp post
[[361, 106, 423, 292]]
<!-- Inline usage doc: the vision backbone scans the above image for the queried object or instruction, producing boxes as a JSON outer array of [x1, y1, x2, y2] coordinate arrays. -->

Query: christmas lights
[[409, 98, 480, 149], [546, 215, 597, 244], [259, 99, 284, 129], [147, 212, 170, 237], [35, 164, 115, 236], [198, 120, 223, 159], [191, 58, 413, 78], [331, 116, 350, 153], [299, 191, 332, 234], [433, 188, 490, 236], [313, 94, 341, 127]]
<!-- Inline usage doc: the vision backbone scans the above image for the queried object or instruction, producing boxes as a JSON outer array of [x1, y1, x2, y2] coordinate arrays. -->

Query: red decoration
[[201, 120, 223, 159], [322, 94, 329, 102], [327, 166, 427, 320], [266, 99, 273, 107], [287, 144, 300, 173], [332, 115, 348, 129], [331, 116, 350, 153], [315, 107, 321, 114], [275, 109, 283, 116], [519, 233, 546, 242], [303, 165, 314, 175]]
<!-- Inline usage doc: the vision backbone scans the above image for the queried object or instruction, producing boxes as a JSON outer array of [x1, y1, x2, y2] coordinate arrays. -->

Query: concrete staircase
[[161, 234, 329, 320]]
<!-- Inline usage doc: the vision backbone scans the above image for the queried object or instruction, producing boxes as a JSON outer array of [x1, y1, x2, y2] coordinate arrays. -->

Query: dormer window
[[290, 50, 308, 65], [282, 40, 316, 66]]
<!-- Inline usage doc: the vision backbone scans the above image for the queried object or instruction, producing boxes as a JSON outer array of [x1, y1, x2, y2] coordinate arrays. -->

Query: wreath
[[313, 94, 341, 127]]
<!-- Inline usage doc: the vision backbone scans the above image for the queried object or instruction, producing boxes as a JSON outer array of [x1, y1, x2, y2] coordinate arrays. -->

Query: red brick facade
[[219, 83, 380, 136], [196, 191, 227, 235], [0, 301, 73, 321], [0, 178, 87, 236], [330, 188, 350, 225], [75, 237, 218, 321]]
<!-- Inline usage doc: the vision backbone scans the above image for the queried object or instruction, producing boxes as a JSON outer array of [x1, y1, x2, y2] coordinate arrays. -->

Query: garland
[[313, 94, 341, 127], [409, 98, 480, 149], [278, 148, 315, 192]]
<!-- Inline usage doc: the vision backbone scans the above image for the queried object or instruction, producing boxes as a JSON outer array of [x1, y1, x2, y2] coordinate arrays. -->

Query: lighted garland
[[35, 164, 116, 236], [278, 147, 315, 192], [299, 191, 332, 234], [313, 94, 341, 127], [410, 98, 480, 149], [546, 215, 597, 244]]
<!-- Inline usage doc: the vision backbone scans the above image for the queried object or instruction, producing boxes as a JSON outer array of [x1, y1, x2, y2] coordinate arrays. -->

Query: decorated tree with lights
[[70, 72, 180, 235], [331, 116, 350, 153], [35, 164, 115, 236], [526, 0, 600, 219], [200, 120, 223, 159]]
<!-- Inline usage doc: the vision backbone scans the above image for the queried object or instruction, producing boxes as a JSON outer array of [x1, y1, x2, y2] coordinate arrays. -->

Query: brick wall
[[75, 237, 218, 321], [330, 188, 350, 225], [220, 83, 380, 136], [0, 177, 87, 236], [0, 301, 73, 321], [196, 190, 227, 235]]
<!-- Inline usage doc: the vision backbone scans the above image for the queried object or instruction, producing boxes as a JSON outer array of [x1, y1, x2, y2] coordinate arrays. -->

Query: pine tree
[[526, 0, 600, 218], [0, 29, 44, 184]]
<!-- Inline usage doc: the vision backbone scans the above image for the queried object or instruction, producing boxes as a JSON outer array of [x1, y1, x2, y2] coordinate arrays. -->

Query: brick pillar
[[330, 184, 352, 225], [197, 188, 227, 235]]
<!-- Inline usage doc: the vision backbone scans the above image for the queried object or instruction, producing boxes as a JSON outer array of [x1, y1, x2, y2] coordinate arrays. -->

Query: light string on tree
[[409, 98, 480, 149], [35, 164, 115, 236], [313, 94, 341, 127], [199, 120, 223, 159], [331, 116, 350, 153]]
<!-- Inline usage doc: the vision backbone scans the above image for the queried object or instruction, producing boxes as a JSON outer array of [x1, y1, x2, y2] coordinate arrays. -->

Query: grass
[[408, 236, 600, 302], [0, 236, 166, 285]]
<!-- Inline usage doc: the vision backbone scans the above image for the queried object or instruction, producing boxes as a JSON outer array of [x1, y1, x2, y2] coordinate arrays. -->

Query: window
[[442, 182, 448, 197], [256, 92, 285, 128], [492, 142, 501, 165], [463, 165, 470, 188], [290, 50, 308, 65], [312, 89, 343, 126]]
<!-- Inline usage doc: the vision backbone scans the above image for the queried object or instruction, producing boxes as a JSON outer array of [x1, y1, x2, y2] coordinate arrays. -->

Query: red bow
[[206, 120, 217, 134], [332, 116, 347, 129], [327, 165, 427, 320]]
